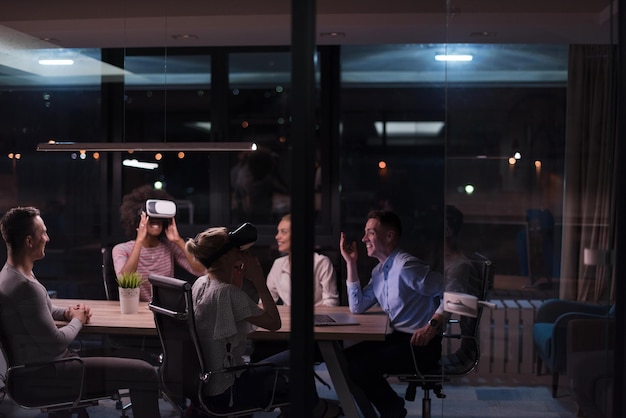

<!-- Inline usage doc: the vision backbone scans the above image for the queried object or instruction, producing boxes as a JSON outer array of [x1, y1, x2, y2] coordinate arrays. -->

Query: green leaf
[[116, 272, 143, 288]]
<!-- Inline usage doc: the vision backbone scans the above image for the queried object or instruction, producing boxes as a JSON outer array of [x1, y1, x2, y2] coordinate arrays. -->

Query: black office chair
[[394, 252, 494, 418], [148, 273, 289, 417], [100, 246, 162, 364], [102, 246, 120, 302], [0, 328, 119, 418]]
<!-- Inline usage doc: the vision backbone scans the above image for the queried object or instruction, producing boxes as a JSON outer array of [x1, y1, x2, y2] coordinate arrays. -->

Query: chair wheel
[[434, 387, 446, 399]]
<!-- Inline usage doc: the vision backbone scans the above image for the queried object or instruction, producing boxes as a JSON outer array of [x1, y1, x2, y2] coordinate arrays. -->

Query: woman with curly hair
[[113, 185, 205, 301]]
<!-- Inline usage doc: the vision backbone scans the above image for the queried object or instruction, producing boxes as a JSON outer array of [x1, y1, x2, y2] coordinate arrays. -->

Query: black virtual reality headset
[[199, 222, 257, 268], [145, 199, 177, 219]]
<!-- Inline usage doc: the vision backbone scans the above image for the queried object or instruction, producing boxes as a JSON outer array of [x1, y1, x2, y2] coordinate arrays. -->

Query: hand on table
[[66, 303, 92, 325]]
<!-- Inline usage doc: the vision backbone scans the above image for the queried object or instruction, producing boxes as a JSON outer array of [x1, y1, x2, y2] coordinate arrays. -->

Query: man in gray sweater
[[0, 206, 162, 418]]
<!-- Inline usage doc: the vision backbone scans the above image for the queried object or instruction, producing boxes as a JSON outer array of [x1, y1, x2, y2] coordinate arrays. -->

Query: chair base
[[399, 378, 447, 418], [47, 405, 92, 418]]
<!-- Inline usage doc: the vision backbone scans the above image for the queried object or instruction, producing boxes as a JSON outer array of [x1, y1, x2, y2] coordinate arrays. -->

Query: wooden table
[[56, 299, 157, 336], [252, 305, 389, 417], [56, 299, 389, 417]]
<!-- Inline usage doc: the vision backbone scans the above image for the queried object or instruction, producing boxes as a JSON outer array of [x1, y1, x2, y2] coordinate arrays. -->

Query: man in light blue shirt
[[340, 210, 444, 418]]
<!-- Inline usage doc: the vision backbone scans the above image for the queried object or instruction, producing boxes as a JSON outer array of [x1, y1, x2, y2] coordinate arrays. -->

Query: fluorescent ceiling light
[[122, 159, 159, 170], [0, 26, 127, 80], [37, 141, 257, 152], [188, 122, 212, 133], [374, 121, 445, 137], [435, 54, 473, 62], [38, 59, 74, 66]]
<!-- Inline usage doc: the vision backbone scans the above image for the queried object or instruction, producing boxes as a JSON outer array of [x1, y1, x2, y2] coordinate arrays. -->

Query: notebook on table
[[314, 312, 360, 326]]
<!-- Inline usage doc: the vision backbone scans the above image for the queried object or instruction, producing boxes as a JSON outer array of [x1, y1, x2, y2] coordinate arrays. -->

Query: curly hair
[[119, 185, 174, 238]]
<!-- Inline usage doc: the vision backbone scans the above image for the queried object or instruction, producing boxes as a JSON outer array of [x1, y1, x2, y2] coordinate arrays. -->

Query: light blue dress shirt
[[346, 249, 444, 334]]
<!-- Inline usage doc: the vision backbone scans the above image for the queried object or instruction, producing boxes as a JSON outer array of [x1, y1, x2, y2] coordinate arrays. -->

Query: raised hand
[[339, 232, 358, 264], [136, 211, 149, 243]]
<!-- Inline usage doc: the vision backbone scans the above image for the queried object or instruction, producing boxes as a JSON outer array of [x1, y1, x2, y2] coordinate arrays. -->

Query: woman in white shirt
[[266, 214, 339, 307]]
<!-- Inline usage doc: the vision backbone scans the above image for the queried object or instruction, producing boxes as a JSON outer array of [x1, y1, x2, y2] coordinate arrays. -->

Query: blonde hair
[[186, 227, 229, 273]]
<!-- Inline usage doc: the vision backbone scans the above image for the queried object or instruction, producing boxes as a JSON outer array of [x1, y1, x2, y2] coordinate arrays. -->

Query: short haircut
[[0, 206, 40, 252], [367, 210, 402, 237]]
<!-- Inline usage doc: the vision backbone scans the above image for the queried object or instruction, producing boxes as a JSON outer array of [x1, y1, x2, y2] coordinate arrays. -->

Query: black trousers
[[12, 354, 161, 418], [344, 330, 442, 416]]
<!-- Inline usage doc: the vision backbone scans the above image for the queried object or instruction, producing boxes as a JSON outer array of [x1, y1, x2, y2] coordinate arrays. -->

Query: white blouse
[[266, 253, 339, 307]]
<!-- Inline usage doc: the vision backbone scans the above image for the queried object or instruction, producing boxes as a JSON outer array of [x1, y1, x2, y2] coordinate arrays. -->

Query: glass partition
[[442, 45, 568, 284], [229, 50, 292, 225], [0, 47, 104, 296], [442, 3, 617, 416], [0, 3, 621, 414]]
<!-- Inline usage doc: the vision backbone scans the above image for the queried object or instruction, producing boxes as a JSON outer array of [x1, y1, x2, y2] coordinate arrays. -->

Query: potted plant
[[116, 272, 142, 314]]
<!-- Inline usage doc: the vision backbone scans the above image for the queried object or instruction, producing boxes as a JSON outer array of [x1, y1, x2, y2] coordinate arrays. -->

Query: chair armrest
[[7, 356, 86, 407], [201, 362, 287, 382], [535, 299, 610, 323], [9, 355, 84, 371]]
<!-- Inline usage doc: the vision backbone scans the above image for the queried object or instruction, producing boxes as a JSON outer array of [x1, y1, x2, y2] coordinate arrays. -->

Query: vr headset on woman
[[199, 222, 257, 267], [136, 199, 177, 227]]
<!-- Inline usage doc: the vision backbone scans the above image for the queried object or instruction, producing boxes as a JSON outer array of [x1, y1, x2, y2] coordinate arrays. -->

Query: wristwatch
[[428, 318, 440, 329]]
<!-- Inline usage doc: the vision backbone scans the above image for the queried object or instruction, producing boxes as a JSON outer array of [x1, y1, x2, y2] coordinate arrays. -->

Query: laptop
[[314, 312, 360, 326]]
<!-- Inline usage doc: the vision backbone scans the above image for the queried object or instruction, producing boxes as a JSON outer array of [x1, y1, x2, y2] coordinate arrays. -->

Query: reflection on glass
[[229, 51, 293, 225], [340, 43, 568, 275]]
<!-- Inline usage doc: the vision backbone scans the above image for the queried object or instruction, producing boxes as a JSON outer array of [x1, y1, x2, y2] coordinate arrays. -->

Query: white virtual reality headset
[[145, 199, 177, 219]]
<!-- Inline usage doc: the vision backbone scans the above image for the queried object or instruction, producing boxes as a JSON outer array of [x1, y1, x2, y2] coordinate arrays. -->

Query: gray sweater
[[0, 263, 82, 364]]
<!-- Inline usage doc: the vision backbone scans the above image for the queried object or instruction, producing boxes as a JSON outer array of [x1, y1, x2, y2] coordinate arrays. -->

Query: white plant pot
[[119, 287, 140, 314]]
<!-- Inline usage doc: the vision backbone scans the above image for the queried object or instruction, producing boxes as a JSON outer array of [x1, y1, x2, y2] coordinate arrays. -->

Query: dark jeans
[[345, 330, 442, 416]]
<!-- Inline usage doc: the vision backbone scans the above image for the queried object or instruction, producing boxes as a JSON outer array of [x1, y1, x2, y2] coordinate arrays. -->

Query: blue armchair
[[532, 298, 614, 397]]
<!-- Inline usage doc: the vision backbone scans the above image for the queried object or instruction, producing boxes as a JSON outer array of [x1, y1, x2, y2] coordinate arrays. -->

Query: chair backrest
[[148, 273, 201, 408], [464, 252, 493, 335], [472, 252, 493, 301], [440, 252, 493, 375], [102, 247, 120, 301], [149, 273, 288, 416]]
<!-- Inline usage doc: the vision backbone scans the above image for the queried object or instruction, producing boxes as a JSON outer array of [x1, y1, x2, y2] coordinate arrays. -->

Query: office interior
[[0, 0, 624, 417]]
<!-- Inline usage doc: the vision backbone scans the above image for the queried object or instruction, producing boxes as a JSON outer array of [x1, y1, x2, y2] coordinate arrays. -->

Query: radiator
[[443, 299, 543, 375]]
